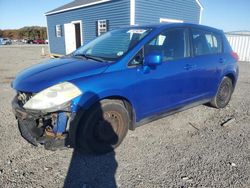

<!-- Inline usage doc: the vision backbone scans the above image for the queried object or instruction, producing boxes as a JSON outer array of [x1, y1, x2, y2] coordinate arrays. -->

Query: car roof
[[127, 23, 223, 33]]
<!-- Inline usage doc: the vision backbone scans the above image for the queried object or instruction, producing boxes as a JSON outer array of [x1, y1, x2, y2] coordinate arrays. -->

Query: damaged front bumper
[[12, 95, 81, 150]]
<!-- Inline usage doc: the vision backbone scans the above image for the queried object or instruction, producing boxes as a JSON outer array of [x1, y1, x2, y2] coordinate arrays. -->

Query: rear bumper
[[12, 96, 83, 150]]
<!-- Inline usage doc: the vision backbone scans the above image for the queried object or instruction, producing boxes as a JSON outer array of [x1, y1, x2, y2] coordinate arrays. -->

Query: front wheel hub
[[95, 111, 122, 142]]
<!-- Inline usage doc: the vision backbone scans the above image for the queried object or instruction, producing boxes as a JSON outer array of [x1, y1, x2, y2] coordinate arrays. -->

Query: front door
[[131, 28, 196, 120]]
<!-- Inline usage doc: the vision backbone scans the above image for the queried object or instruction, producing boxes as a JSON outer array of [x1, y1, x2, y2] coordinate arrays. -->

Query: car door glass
[[145, 28, 187, 62], [206, 34, 222, 54], [149, 35, 166, 46], [192, 29, 222, 56], [129, 28, 188, 66], [129, 49, 144, 66]]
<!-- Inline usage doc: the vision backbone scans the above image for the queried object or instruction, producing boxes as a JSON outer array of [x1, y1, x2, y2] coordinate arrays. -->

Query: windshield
[[73, 28, 152, 61]]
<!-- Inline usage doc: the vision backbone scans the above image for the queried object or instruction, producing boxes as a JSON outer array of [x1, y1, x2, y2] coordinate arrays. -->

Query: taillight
[[231, 51, 239, 61]]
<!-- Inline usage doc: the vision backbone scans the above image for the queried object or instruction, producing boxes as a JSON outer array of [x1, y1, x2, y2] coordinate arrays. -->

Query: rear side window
[[192, 29, 222, 56]]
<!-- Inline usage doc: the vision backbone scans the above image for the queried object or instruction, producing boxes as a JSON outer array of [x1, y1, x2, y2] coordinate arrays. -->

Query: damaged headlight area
[[23, 82, 82, 111], [12, 82, 82, 150], [17, 110, 72, 150]]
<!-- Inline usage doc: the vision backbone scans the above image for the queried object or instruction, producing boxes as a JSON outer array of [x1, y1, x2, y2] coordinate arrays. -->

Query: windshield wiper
[[74, 54, 106, 62]]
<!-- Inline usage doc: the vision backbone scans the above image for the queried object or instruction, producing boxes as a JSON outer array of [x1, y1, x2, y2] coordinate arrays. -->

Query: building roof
[[226, 31, 250, 36], [45, 0, 111, 16], [46, 0, 203, 16]]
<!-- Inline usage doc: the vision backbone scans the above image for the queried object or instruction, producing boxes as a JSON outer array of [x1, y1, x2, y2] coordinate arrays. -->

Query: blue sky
[[0, 0, 70, 29], [200, 0, 250, 31], [0, 0, 249, 32]]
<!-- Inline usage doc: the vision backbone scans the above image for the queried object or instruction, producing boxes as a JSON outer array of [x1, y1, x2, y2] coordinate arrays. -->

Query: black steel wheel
[[76, 99, 130, 154], [210, 77, 233, 109]]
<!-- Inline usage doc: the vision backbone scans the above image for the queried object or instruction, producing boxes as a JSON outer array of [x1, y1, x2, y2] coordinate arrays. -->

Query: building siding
[[135, 0, 201, 25], [47, 0, 130, 55], [226, 33, 250, 62], [47, 0, 201, 55]]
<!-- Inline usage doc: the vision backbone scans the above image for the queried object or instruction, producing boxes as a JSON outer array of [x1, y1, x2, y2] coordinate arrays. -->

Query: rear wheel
[[76, 99, 130, 154], [210, 77, 233, 109]]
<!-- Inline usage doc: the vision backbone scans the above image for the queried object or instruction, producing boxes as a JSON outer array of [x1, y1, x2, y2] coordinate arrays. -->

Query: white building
[[226, 31, 250, 62]]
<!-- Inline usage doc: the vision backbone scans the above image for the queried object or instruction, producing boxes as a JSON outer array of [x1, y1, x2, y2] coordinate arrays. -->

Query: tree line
[[0, 26, 47, 40]]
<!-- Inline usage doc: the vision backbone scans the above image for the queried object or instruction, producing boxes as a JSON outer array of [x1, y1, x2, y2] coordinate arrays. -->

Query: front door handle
[[184, 64, 196, 70]]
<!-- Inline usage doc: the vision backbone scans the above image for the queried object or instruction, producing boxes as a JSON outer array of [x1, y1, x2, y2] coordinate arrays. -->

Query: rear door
[[190, 28, 224, 97]]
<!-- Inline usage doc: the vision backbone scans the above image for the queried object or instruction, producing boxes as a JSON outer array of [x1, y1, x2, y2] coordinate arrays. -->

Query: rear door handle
[[219, 58, 226, 64]]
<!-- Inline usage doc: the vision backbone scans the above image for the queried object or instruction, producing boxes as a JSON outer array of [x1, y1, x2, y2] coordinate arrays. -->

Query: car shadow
[[64, 92, 118, 188], [63, 150, 117, 188]]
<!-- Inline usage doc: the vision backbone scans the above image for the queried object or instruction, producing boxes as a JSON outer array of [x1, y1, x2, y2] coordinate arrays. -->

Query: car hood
[[12, 57, 109, 93]]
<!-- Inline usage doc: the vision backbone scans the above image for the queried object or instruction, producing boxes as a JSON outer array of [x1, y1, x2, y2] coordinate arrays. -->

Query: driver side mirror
[[144, 53, 162, 67]]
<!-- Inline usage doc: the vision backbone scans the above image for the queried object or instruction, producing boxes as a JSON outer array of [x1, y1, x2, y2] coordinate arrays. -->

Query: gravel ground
[[0, 45, 250, 188]]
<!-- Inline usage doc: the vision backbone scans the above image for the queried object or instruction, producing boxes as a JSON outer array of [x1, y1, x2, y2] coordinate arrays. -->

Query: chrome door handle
[[184, 64, 193, 70], [219, 58, 226, 64]]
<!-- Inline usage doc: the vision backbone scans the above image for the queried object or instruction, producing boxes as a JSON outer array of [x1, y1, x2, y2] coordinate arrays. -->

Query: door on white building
[[64, 21, 82, 54]]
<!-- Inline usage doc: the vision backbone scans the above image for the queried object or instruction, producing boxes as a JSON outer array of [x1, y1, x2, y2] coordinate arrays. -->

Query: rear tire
[[76, 99, 129, 154], [210, 77, 233, 109]]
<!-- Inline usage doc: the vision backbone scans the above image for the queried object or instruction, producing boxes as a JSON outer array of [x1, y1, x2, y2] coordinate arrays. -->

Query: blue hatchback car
[[12, 23, 239, 153]]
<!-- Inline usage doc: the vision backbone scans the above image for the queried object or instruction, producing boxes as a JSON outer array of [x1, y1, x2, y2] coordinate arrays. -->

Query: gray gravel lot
[[0, 45, 250, 188]]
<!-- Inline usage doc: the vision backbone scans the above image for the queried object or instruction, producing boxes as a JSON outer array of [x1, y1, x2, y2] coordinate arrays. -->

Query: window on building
[[96, 20, 109, 36], [160, 18, 184, 23], [56, 25, 62, 37], [192, 29, 222, 56]]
